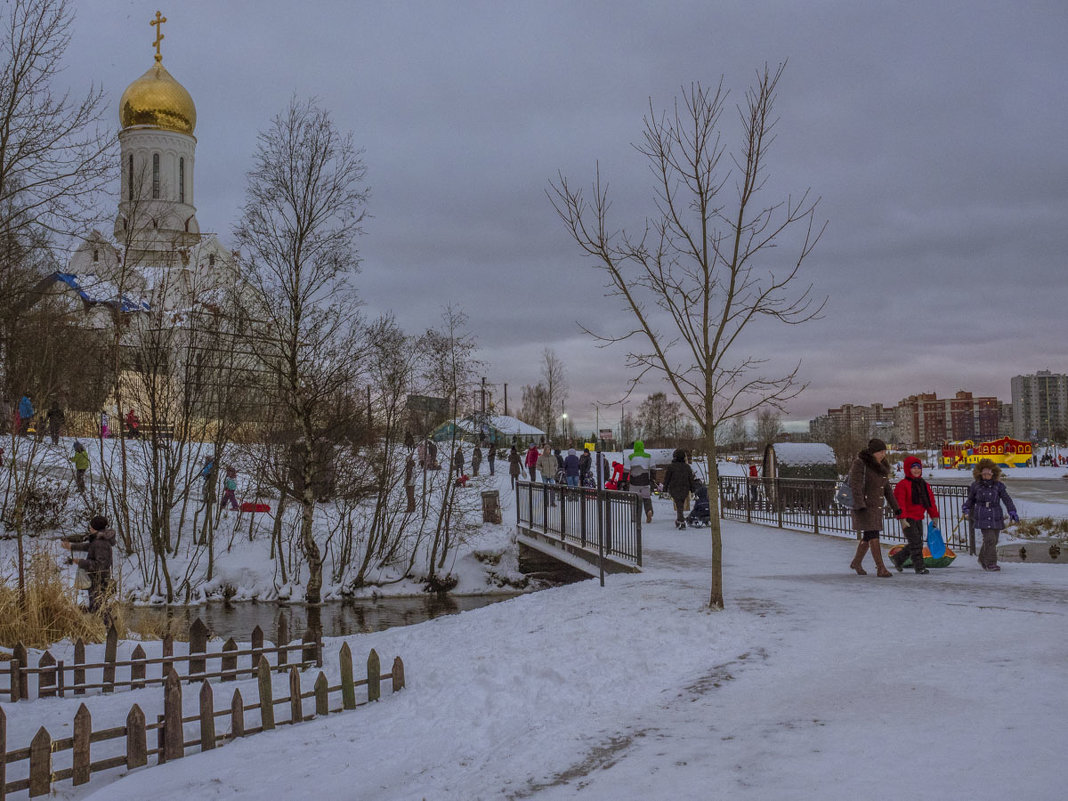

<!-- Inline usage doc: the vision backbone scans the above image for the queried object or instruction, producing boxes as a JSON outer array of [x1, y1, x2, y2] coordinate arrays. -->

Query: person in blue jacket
[[17, 394, 34, 435], [962, 458, 1018, 572]]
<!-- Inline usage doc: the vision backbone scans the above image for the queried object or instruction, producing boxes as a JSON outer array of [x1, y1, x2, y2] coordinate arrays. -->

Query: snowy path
[[11, 514, 1064, 801]]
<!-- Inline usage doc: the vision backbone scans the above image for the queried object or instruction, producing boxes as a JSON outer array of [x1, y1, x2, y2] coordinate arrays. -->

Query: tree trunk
[[705, 429, 724, 609]]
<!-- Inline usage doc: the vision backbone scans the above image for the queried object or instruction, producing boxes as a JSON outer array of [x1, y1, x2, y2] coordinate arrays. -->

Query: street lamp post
[[561, 413, 568, 443]]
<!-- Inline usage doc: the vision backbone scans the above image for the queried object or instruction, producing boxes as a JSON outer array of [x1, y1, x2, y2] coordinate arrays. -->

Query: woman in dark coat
[[962, 458, 1018, 571], [663, 448, 695, 529], [62, 515, 116, 613], [847, 438, 902, 577], [507, 446, 521, 489]]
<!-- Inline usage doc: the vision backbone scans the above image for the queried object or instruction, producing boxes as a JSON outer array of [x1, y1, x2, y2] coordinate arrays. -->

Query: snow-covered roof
[[446, 415, 545, 437], [766, 442, 836, 465]]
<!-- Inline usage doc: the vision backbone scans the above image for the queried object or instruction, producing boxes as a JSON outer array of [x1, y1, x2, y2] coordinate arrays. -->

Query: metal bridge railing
[[515, 481, 642, 566], [717, 476, 975, 554]]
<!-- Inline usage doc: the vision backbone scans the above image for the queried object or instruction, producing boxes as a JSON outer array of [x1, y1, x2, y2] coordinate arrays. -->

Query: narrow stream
[[127, 593, 521, 642]]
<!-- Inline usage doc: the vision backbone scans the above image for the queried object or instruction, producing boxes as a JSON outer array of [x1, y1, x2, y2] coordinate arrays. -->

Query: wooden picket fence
[[0, 643, 403, 799], [3, 615, 321, 702]]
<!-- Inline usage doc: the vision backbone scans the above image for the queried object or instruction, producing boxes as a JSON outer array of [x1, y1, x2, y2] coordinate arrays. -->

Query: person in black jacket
[[62, 515, 116, 613], [663, 449, 696, 529], [578, 448, 592, 487]]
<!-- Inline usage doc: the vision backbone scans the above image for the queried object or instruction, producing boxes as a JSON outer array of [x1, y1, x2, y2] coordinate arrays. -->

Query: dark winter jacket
[[963, 462, 1017, 530], [71, 528, 116, 577], [847, 450, 901, 532], [563, 451, 580, 477], [508, 449, 521, 477], [893, 455, 940, 520], [578, 450, 592, 476], [663, 453, 695, 500]]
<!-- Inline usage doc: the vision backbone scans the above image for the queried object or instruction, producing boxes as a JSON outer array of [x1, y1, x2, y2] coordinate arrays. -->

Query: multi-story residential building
[[998, 402, 1015, 438], [809, 402, 896, 443], [895, 391, 1000, 448], [1011, 371, 1068, 441]]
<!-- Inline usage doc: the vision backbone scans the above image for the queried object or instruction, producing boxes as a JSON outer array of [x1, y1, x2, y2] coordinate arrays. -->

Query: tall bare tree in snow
[[235, 97, 369, 605], [550, 64, 825, 608]]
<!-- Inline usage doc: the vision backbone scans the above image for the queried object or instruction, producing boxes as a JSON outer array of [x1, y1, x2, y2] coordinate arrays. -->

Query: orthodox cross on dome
[[150, 10, 167, 63]]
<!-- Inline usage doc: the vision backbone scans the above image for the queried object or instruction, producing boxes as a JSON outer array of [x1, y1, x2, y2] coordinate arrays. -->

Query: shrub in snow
[[2, 477, 72, 535]]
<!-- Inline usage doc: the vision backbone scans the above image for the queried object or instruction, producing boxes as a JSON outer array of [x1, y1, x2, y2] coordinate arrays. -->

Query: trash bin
[[481, 490, 502, 524]]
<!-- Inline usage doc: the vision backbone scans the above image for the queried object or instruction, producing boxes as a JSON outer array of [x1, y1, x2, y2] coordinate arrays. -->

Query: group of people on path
[[847, 437, 1017, 577]]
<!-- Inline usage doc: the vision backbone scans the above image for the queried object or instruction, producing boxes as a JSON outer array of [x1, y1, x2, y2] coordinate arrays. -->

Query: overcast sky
[[61, 1, 1068, 433]]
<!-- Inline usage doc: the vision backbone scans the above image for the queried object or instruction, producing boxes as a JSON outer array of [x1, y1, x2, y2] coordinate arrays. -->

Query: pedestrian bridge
[[514, 481, 642, 577]]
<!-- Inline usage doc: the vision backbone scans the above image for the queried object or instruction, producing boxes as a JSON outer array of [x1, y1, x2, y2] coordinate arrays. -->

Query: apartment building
[[1011, 371, 1068, 440], [894, 391, 999, 448]]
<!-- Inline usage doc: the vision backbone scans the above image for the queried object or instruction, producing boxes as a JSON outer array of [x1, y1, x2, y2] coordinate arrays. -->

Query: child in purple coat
[[962, 458, 1018, 571]]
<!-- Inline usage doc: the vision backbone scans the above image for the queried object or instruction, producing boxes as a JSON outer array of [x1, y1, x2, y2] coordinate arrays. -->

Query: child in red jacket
[[892, 455, 939, 574]]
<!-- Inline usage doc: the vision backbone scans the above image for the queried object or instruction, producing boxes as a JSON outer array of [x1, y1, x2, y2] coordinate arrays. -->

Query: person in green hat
[[627, 440, 654, 523]]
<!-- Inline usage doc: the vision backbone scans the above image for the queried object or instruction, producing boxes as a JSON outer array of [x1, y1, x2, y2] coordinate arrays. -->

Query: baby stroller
[[686, 480, 711, 527]]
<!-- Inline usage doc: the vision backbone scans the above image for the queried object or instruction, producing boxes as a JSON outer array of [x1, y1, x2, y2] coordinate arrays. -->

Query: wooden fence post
[[38, 652, 56, 698], [162, 634, 174, 679], [367, 649, 381, 702], [102, 625, 118, 693], [163, 668, 184, 761], [339, 643, 356, 710], [288, 666, 302, 724], [126, 704, 147, 769], [156, 714, 166, 764], [302, 630, 318, 666], [392, 656, 406, 692], [13, 643, 27, 700], [8, 658, 19, 702], [276, 613, 289, 666], [221, 638, 238, 681], [29, 727, 51, 798], [189, 618, 208, 678], [73, 638, 85, 695], [73, 704, 91, 786], [0, 706, 6, 796], [230, 688, 245, 739], [250, 626, 263, 677], [257, 656, 274, 730], [200, 681, 216, 750], [314, 672, 328, 717], [130, 644, 147, 690]]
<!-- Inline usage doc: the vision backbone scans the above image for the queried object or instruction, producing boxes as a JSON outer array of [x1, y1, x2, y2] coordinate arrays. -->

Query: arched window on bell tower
[[152, 153, 160, 199], [179, 157, 185, 204], [128, 154, 134, 201]]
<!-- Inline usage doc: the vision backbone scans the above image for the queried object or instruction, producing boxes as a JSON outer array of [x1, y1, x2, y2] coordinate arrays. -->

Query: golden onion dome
[[119, 61, 196, 135]]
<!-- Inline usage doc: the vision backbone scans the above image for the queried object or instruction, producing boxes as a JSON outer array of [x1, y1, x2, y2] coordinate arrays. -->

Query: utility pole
[[504, 383, 508, 417]]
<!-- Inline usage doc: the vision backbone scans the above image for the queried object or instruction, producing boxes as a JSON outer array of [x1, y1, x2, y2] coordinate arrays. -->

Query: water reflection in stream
[[127, 593, 520, 642]]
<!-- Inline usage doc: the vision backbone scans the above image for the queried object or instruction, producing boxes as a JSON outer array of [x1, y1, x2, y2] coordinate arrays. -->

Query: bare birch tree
[[0, 0, 113, 241], [549, 64, 825, 608], [235, 96, 368, 605], [540, 348, 568, 438], [754, 407, 783, 453]]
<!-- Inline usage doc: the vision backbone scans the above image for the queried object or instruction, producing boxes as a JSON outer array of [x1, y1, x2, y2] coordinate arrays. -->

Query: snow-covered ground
[[4, 498, 1065, 800]]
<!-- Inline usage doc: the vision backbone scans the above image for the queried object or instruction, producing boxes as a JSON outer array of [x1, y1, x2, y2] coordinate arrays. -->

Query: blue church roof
[[46, 271, 151, 313]]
